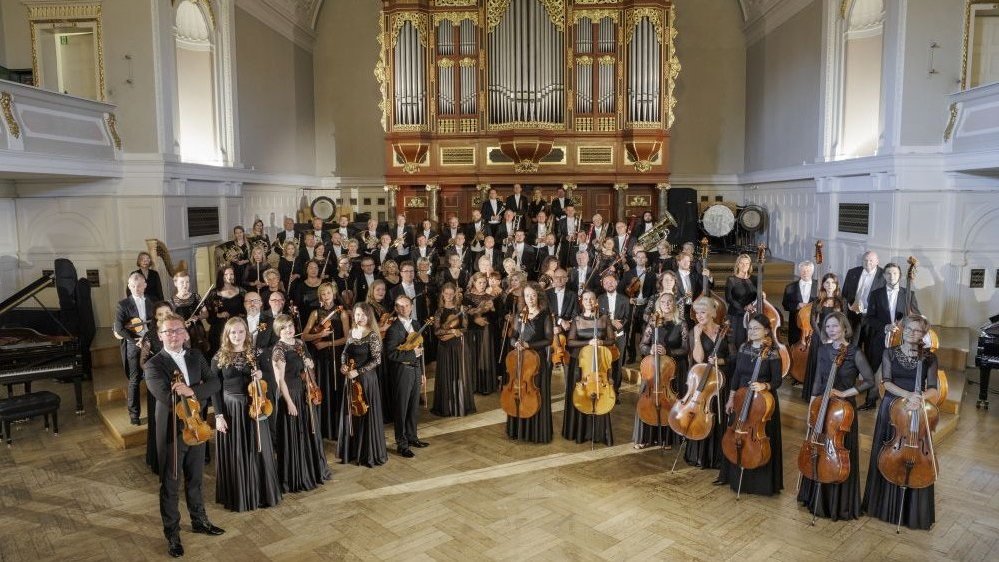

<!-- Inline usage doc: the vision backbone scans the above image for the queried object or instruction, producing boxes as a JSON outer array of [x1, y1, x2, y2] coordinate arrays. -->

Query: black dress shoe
[[398, 448, 415, 458], [711, 478, 725, 486], [857, 401, 877, 411], [411, 440, 429, 448], [130, 418, 141, 426], [192, 520, 225, 536], [167, 537, 184, 558]]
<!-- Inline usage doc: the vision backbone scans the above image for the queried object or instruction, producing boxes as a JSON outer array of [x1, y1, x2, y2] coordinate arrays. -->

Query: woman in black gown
[[278, 241, 302, 297], [797, 311, 873, 521], [170, 271, 210, 354], [211, 317, 282, 511], [271, 314, 332, 493], [505, 282, 554, 443], [208, 266, 245, 358], [862, 315, 940, 530], [563, 291, 616, 445], [338, 303, 388, 467], [682, 296, 731, 468], [227, 226, 252, 283], [132, 251, 164, 302], [464, 273, 498, 395], [801, 273, 847, 400], [633, 293, 688, 449], [724, 254, 756, 348], [716, 314, 783, 496], [138, 301, 175, 474], [242, 245, 269, 293], [366, 280, 395, 423], [248, 218, 270, 251], [292, 260, 324, 321], [432, 283, 477, 417], [302, 283, 350, 441]]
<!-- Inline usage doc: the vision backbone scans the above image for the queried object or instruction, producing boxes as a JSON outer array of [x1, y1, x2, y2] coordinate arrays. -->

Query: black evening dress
[[632, 319, 689, 448], [717, 342, 784, 496], [801, 299, 846, 400], [310, 306, 346, 441], [431, 307, 477, 417], [563, 314, 615, 445], [337, 330, 388, 467], [505, 312, 553, 443], [370, 301, 396, 424], [211, 352, 282, 512], [464, 293, 498, 395], [797, 342, 873, 521], [861, 347, 938, 530], [293, 281, 322, 321], [683, 328, 732, 469], [208, 290, 246, 357], [138, 331, 164, 475], [724, 276, 757, 348], [273, 341, 332, 492], [172, 292, 209, 355]]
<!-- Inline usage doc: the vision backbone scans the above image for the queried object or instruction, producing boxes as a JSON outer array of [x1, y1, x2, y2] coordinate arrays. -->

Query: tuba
[[146, 239, 188, 276], [636, 212, 677, 252]]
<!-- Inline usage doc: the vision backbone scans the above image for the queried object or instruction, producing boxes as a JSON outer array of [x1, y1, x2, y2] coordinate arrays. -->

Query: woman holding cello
[[302, 283, 350, 441], [797, 312, 873, 521], [861, 314, 940, 530], [716, 314, 783, 495], [504, 282, 553, 443], [337, 303, 388, 467], [680, 296, 731, 468], [432, 283, 477, 417], [801, 273, 848, 400], [211, 317, 282, 512], [562, 290, 616, 445], [632, 293, 688, 449]]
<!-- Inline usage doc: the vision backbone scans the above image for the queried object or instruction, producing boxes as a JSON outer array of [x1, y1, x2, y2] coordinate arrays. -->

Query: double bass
[[885, 257, 940, 352], [501, 308, 542, 422], [790, 240, 822, 384], [745, 244, 791, 376], [669, 322, 730, 441], [636, 313, 678, 428], [696, 238, 726, 325], [721, 339, 776, 499], [796, 344, 852, 523]]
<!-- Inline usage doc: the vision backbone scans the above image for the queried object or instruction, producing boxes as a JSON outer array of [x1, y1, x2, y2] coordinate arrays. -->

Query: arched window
[[175, 0, 220, 164], [838, 0, 884, 159]]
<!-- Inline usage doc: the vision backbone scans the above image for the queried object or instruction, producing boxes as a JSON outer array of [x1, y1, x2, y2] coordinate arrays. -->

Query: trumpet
[[391, 234, 406, 249], [427, 234, 439, 247], [444, 237, 455, 251], [473, 228, 485, 243]]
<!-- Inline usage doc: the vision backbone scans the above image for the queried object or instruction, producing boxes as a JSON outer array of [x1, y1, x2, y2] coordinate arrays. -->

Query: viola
[[551, 316, 569, 367], [172, 370, 212, 447], [745, 244, 790, 376], [573, 320, 616, 417], [721, 340, 776, 473], [668, 322, 730, 440], [797, 344, 852, 486], [293, 342, 322, 434], [636, 313, 678, 427], [885, 257, 940, 353], [344, 358, 369, 417], [790, 240, 822, 384], [397, 317, 436, 351], [877, 345, 939, 491], [500, 308, 541, 419]]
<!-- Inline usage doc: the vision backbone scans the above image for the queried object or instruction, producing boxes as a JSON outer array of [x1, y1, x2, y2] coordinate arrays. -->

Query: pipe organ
[[377, 0, 679, 220]]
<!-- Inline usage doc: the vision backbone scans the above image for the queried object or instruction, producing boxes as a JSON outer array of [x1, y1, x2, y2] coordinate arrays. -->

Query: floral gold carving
[[391, 12, 429, 48], [405, 196, 428, 208], [625, 7, 663, 44], [433, 11, 478, 26], [375, 15, 389, 131], [105, 112, 122, 149], [487, 0, 512, 31], [434, 0, 476, 6], [574, 9, 619, 24], [0, 92, 20, 139]]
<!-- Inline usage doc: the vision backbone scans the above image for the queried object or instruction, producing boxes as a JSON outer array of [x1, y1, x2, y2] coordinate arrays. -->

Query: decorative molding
[[625, 7, 663, 44], [434, 0, 476, 6], [433, 11, 479, 26], [375, 15, 389, 132], [574, 9, 619, 24], [391, 12, 429, 48], [234, 0, 318, 51], [104, 113, 122, 150], [487, 0, 512, 32], [27, 2, 106, 101], [0, 92, 21, 139]]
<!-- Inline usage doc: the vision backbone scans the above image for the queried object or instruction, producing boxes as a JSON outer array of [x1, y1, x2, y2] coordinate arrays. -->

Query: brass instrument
[[391, 233, 406, 249], [427, 234, 439, 247], [444, 237, 456, 251], [473, 228, 485, 244], [636, 213, 677, 252], [362, 231, 378, 250], [145, 239, 188, 276]]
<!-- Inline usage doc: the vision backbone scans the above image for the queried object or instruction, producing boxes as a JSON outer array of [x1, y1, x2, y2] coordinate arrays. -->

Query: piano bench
[[0, 391, 61, 446]]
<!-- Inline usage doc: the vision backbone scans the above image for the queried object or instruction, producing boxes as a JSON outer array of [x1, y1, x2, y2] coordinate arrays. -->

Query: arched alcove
[[838, 0, 884, 158], [175, 0, 220, 164]]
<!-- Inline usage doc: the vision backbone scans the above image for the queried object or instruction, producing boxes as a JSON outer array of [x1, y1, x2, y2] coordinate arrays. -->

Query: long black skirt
[[506, 361, 553, 443], [468, 325, 498, 395], [562, 358, 613, 446], [215, 393, 282, 512], [683, 370, 729, 468], [337, 370, 388, 467], [314, 344, 344, 441], [717, 397, 784, 496], [275, 387, 332, 493], [432, 336, 477, 417], [861, 396, 935, 529], [728, 313, 748, 350], [801, 332, 821, 400], [796, 398, 860, 520]]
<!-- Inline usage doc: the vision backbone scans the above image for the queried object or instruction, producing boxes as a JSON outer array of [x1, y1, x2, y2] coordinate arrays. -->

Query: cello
[[669, 322, 730, 441], [790, 241, 822, 384], [796, 344, 852, 524], [501, 308, 542, 426], [885, 257, 940, 352], [573, 323, 616, 419], [745, 244, 791, 376], [721, 339, 776, 499], [636, 313, 678, 429], [696, 238, 726, 325], [877, 343, 939, 533]]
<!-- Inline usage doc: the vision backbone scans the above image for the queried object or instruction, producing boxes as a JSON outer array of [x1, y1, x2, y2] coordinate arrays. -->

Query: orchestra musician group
[[117, 188, 943, 556]]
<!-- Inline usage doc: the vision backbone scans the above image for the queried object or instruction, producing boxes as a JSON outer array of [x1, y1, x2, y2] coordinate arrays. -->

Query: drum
[[738, 205, 767, 232], [701, 204, 735, 237]]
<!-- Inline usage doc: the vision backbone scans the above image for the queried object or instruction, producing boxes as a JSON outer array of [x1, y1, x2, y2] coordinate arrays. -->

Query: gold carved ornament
[[28, 3, 107, 101], [433, 11, 478, 26], [0, 92, 20, 139], [105, 113, 122, 149], [375, 16, 389, 132], [943, 102, 959, 142], [665, 4, 680, 130], [405, 196, 428, 209], [574, 9, 619, 24], [433, 0, 476, 6], [575, 0, 619, 4], [487, 0, 563, 32], [487, 0, 512, 31], [391, 12, 429, 48], [625, 7, 664, 44]]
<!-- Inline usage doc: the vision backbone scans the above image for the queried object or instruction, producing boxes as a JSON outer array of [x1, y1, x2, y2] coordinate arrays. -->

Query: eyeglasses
[[159, 328, 186, 336], [902, 327, 926, 335]]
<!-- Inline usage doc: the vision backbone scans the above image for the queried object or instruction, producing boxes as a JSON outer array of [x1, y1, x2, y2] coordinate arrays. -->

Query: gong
[[701, 204, 736, 237]]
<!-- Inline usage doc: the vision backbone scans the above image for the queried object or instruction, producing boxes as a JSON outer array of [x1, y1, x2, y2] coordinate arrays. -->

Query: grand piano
[[976, 313, 999, 410], [0, 259, 94, 413]]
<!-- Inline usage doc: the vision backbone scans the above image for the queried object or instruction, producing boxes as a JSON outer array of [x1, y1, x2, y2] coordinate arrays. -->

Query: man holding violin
[[385, 295, 430, 458], [113, 272, 156, 426], [144, 313, 224, 558]]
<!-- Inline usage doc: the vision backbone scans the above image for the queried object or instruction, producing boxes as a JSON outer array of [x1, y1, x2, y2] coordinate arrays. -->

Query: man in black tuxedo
[[597, 274, 631, 396], [445, 232, 473, 270], [113, 272, 156, 425], [862, 263, 919, 410], [507, 230, 537, 279], [466, 209, 488, 252], [334, 214, 357, 241], [549, 187, 569, 219], [621, 250, 657, 362], [390, 213, 414, 260], [309, 216, 331, 246], [274, 216, 300, 257], [610, 221, 635, 270], [440, 215, 464, 251], [555, 203, 582, 267], [493, 209, 518, 247], [674, 252, 708, 323], [144, 314, 224, 557], [350, 257, 379, 303], [411, 234, 436, 264], [547, 268, 578, 338], [389, 262, 431, 324], [841, 250, 885, 334], [480, 188, 505, 225], [372, 233, 399, 267], [384, 296, 429, 458], [781, 261, 817, 348], [525, 210, 552, 247], [473, 235, 503, 273], [567, 250, 599, 296], [535, 233, 562, 273], [505, 183, 528, 217]]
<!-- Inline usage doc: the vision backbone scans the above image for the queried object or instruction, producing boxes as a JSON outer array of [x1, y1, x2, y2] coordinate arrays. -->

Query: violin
[[500, 308, 542, 420], [877, 344, 938, 491], [797, 344, 852, 488], [172, 370, 212, 446], [636, 313, 678, 427], [551, 316, 569, 367], [245, 352, 272, 453], [310, 305, 344, 335], [294, 342, 322, 434], [668, 322, 730, 440], [721, 339, 776, 473], [397, 317, 436, 351], [745, 244, 791, 376], [790, 240, 822, 384], [697, 238, 727, 324], [573, 316, 616, 417], [123, 317, 149, 335], [344, 358, 369, 417]]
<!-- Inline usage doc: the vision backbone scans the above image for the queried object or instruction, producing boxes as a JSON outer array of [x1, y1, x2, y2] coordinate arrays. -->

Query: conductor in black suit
[[113, 272, 156, 425], [841, 250, 885, 334], [144, 313, 224, 557], [384, 295, 429, 458], [780, 260, 817, 347], [862, 263, 919, 410]]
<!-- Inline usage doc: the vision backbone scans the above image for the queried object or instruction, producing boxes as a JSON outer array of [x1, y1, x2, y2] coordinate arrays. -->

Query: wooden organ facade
[[376, 0, 678, 224]]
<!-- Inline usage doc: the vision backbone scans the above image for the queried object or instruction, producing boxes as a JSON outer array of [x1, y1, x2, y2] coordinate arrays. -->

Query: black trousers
[[611, 334, 626, 394], [158, 436, 208, 539], [393, 364, 421, 449], [980, 367, 992, 402], [863, 329, 887, 404], [122, 340, 142, 420]]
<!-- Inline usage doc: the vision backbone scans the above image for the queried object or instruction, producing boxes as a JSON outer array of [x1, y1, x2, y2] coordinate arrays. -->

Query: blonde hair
[[657, 293, 683, 324], [692, 295, 718, 314], [216, 317, 255, 368], [733, 254, 754, 275], [273, 314, 294, 336]]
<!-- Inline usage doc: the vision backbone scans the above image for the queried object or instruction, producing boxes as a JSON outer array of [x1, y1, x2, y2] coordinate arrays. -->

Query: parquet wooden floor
[[1, 368, 996, 561]]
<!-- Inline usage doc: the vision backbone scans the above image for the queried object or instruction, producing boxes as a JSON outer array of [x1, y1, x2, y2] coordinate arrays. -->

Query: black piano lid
[[0, 272, 54, 317]]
